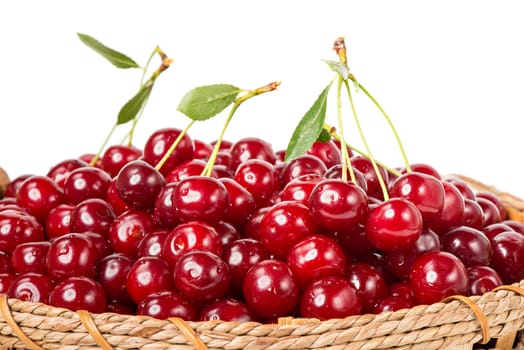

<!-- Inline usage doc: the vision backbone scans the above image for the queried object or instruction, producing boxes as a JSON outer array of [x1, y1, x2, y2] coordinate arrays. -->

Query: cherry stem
[[336, 77, 355, 183], [323, 123, 401, 177], [89, 124, 117, 167], [154, 119, 196, 172], [344, 80, 390, 200], [201, 81, 281, 177]]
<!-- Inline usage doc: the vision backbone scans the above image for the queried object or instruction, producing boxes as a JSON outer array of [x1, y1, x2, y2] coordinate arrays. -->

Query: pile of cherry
[[1, 126, 524, 323]]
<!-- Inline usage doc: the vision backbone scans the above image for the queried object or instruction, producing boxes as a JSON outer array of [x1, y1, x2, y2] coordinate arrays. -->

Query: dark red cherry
[[45, 203, 74, 240], [427, 181, 465, 235], [165, 159, 217, 183], [234, 159, 280, 208], [259, 200, 317, 260], [404, 163, 441, 179], [440, 226, 492, 267], [462, 199, 484, 230], [152, 182, 179, 229], [280, 155, 327, 184], [173, 250, 231, 304], [193, 139, 214, 160], [83, 231, 112, 260], [365, 198, 423, 252], [108, 209, 156, 258], [48, 276, 107, 313], [105, 178, 132, 216], [115, 160, 166, 211], [279, 174, 323, 207], [7, 272, 54, 303], [162, 221, 222, 266], [219, 178, 257, 230], [350, 155, 389, 200], [45, 233, 99, 281], [0, 251, 12, 273], [346, 262, 388, 313], [287, 234, 346, 289], [309, 179, 368, 232], [324, 165, 368, 193], [475, 192, 506, 221], [476, 197, 502, 227], [409, 251, 469, 305], [0, 273, 16, 293], [101, 144, 143, 178], [242, 259, 299, 319], [126, 256, 174, 304], [445, 177, 476, 201], [483, 222, 514, 241], [16, 175, 64, 223], [105, 301, 136, 315], [300, 276, 361, 320], [211, 139, 233, 151], [326, 224, 373, 261], [489, 231, 524, 284], [0, 210, 44, 254], [70, 198, 116, 237], [243, 207, 269, 241], [467, 265, 503, 296], [199, 298, 257, 322], [389, 172, 445, 223], [137, 229, 169, 258], [173, 176, 229, 223], [213, 221, 241, 249], [137, 290, 197, 320], [142, 127, 194, 176], [373, 296, 413, 313], [63, 166, 111, 205], [78, 154, 102, 168], [502, 220, 524, 235], [46, 159, 89, 189], [230, 137, 277, 170], [95, 253, 135, 304], [388, 281, 415, 303], [305, 140, 341, 169], [11, 241, 51, 275], [4, 174, 33, 198]]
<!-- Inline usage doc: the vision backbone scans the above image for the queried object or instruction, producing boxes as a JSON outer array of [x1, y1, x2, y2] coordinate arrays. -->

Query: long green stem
[[155, 119, 195, 172], [344, 80, 390, 201], [89, 124, 117, 167], [335, 77, 355, 183]]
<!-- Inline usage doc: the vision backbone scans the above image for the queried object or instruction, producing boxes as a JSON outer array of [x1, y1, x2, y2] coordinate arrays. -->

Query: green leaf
[[285, 82, 332, 162], [177, 84, 241, 121], [77, 33, 140, 69], [316, 128, 331, 142], [117, 84, 153, 125], [323, 59, 349, 80]]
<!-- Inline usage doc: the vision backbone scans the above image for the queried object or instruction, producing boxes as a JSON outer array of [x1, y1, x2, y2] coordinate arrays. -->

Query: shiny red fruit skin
[[242, 259, 299, 320], [467, 265, 503, 296], [234, 159, 280, 208], [219, 178, 257, 230], [427, 181, 465, 235], [300, 276, 362, 320], [95, 253, 135, 304], [48, 276, 107, 313], [16, 175, 64, 223], [409, 251, 469, 305], [70, 198, 116, 237], [0, 210, 45, 254], [45, 203, 74, 239], [46, 159, 89, 189], [126, 256, 174, 304], [7, 272, 54, 303], [440, 225, 492, 267], [229, 137, 277, 170], [346, 262, 388, 313], [199, 298, 257, 322], [489, 231, 524, 284], [63, 167, 111, 205], [11, 241, 51, 275], [137, 290, 197, 320], [108, 209, 156, 258], [101, 144, 143, 178], [305, 140, 341, 169]]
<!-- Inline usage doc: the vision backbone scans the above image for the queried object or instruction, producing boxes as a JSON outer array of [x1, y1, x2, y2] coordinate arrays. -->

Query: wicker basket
[[1, 168, 524, 350]]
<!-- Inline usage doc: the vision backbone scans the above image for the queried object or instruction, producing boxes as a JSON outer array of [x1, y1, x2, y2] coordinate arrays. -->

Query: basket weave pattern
[[1, 172, 524, 350]]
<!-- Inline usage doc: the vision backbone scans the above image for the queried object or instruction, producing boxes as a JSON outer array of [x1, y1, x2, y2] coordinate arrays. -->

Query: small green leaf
[[177, 84, 241, 121], [323, 59, 349, 80], [117, 84, 153, 125], [285, 82, 332, 162], [316, 128, 331, 142], [77, 33, 140, 69]]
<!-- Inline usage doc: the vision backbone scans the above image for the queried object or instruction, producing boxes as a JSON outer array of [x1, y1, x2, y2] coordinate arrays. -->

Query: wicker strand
[[492, 285, 524, 350], [168, 317, 209, 350], [442, 294, 490, 344], [493, 285, 524, 298], [77, 310, 114, 350], [0, 294, 43, 350]]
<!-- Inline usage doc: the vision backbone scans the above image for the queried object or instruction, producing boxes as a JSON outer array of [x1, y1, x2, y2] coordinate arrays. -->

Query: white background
[[1, 1, 524, 198]]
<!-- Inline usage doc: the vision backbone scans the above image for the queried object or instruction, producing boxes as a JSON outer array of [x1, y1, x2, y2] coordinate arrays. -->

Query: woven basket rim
[[1, 173, 524, 350]]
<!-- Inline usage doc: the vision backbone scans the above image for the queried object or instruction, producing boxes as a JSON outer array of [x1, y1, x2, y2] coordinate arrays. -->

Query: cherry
[[326, 224, 372, 261], [476, 197, 502, 227], [467, 265, 503, 296], [388, 281, 415, 303], [95, 253, 135, 304], [11, 241, 51, 275], [165, 159, 214, 183], [137, 290, 197, 320], [445, 177, 476, 201], [350, 155, 389, 200], [462, 199, 484, 230], [142, 127, 194, 176], [4, 174, 33, 198], [7, 272, 54, 303], [173, 250, 231, 304], [212, 164, 234, 179], [79, 153, 102, 168], [305, 140, 342, 169], [300, 276, 362, 320], [365, 198, 423, 252], [346, 262, 388, 313], [173, 175, 229, 223], [309, 179, 368, 232], [502, 220, 524, 235], [105, 178, 132, 216], [199, 298, 257, 322], [106, 301, 136, 315], [108, 209, 156, 257], [222, 238, 270, 295], [192, 139, 214, 160], [476, 191, 506, 221], [440, 226, 492, 267], [0, 273, 16, 293], [373, 296, 413, 313], [16, 175, 64, 223], [213, 221, 241, 249], [404, 163, 441, 180], [152, 182, 180, 229], [385, 227, 440, 281], [389, 172, 445, 223], [70, 198, 116, 237], [280, 154, 327, 184], [489, 231, 524, 284], [211, 139, 233, 151], [361, 250, 397, 285], [137, 229, 169, 258], [234, 159, 280, 208], [230, 137, 277, 170], [63, 166, 112, 205], [126, 256, 174, 304], [162, 221, 222, 266], [219, 177, 257, 230], [287, 234, 346, 289], [324, 165, 368, 193], [409, 251, 469, 305], [46, 159, 89, 189], [427, 181, 465, 235], [259, 200, 317, 260], [83, 231, 112, 260], [45, 233, 99, 281], [0, 210, 45, 254], [115, 160, 166, 211], [0, 251, 12, 273], [243, 207, 269, 241], [242, 259, 299, 319], [48, 276, 107, 313], [45, 203, 74, 240], [483, 222, 514, 241], [101, 144, 143, 178], [279, 174, 324, 207]]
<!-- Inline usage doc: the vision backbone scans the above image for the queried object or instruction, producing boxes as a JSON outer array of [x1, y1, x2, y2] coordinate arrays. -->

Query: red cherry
[[280, 155, 327, 184], [219, 178, 257, 230], [365, 198, 423, 252], [213, 221, 241, 249], [427, 181, 465, 235], [462, 199, 484, 230], [101, 144, 143, 178], [305, 140, 342, 169], [165, 159, 216, 183], [324, 166, 368, 193], [63, 166, 111, 205], [152, 182, 180, 229], [234, 159, 280, 208], [199, 298, 257, 322], [0, 273, 16, 293], [4, 174, 33, 198], [475, 191, 506, 221], [350, 155, 389, 200], [46, 159, 89, 189], [346, 262, 388, 313], [373, 296, 413, 313], [489, 231, 524, 284], [7, 272, 54, 303], [445, 177, 476, 201], [105, 178, 132, 216], [45, 203, 74, 239], [16, 175, 64, 223], [404, 163, 441, 179], [11, 241, 51, 275], [48, 276, 107, 313], [70, 198, 116, 237], [300, 276, 362, 320], [108, 209, 156, 258], [137, 229, 169, 258], [137, 290, 197, 320], [467, 265, 503, 296], [502, 220, 524, 235], [0, 251, 12, 273], [279, 174, 324, 207], [126, 256, 174, 304], [440, 226, 492, 267], [476, 197, 502, 227], [193, 139, 214, 160], [483, 222, 514, 241], [230, 137, 277, 170], [0, 210, 44, 254], [243, 207, 269, 241], [96, 253, 135, 304]]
